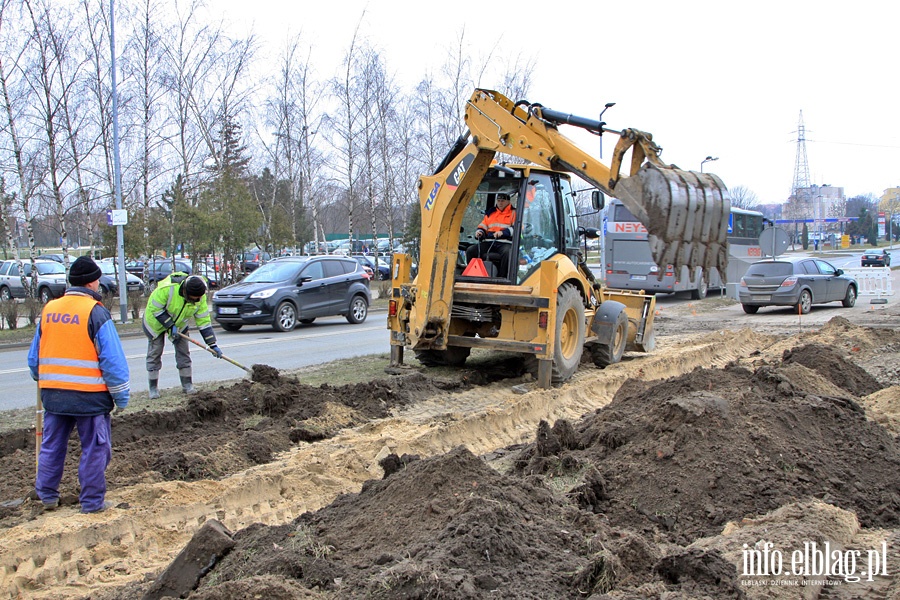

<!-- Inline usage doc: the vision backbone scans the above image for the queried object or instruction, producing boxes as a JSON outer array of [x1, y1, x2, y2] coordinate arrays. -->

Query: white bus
[[602, 200, 765, 298]]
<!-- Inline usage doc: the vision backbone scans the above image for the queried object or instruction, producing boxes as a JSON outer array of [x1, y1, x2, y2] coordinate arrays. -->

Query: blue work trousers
[[35, 412, 112, 513]]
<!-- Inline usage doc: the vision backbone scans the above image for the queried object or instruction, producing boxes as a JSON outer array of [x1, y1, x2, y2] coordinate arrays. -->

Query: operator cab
[[457, 166, 582, 285]]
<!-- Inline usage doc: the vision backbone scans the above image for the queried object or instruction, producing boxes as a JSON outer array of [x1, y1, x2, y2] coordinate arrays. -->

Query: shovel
[[177, 332, 253, 376]]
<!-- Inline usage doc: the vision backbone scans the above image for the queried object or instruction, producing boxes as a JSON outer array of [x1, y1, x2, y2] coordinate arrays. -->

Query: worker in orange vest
[[28, 256, 130, 514], [465, 192, 517, 277]]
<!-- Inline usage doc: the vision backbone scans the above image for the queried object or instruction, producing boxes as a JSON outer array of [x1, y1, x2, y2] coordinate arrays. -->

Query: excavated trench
[[0, 306, 898, 599]]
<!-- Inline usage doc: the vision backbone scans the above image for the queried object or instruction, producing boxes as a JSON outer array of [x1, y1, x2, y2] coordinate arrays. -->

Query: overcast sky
[[212, 0, 899, 206]]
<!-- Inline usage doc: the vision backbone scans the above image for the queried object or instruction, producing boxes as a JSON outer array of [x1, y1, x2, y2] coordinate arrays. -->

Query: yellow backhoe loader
[[387, 89, 731, 388]]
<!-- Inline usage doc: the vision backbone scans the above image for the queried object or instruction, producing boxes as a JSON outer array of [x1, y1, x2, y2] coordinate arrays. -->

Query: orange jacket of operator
[[38, 295, 108, 393], [476, 204, 516, 239]]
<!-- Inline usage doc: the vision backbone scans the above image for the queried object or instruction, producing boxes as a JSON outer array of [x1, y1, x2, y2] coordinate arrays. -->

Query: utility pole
[[109, 0, 128, 322]]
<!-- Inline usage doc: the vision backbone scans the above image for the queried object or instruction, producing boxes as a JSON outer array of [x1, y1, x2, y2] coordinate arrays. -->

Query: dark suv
[[212, 256, 370, 332]]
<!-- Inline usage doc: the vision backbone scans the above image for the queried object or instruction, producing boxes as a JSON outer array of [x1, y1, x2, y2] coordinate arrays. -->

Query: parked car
[[144, 258, 192, 292], [861, 249, 891, 268], [352, 254, 391, 280], [98, 260, 145, 298], [738, 257, 857, 315], [40, 253, 66, 264], [240, 250, 271, 273], [193, 262, 221, 289], [0, 259, 68, 303], [212, 255, 370, 332]]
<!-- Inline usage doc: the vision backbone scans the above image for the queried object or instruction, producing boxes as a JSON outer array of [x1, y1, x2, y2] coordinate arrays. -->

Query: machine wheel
[[221, 323, 243, 332], [413, 346, 471, 367], [551, 284, 585, 383], [591, 307, 627, 367], [690, 278, 708, 300], [299, 318, 316, 325], [842, 285, 857, 308], [39, 287, 53, 304], [742, 304, 760, 314], [0, 286, 10, 301], [796, 289, 812, 315], [272, 301, 297, 331], [346, 295, 368, 324]]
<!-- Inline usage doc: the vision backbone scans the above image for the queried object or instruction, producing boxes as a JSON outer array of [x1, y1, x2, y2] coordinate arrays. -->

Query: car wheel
[[742, 304, 760, 314], [221, 323, 243, 332], [99, 285, 111, 301], [39, 287, 53, 304], [797, 289, 812, 314], [0, 286, 10, 301], [272, 301, 297, 332], [690, 278, 708, 300], [842, 285, 857, 308], [346, 295, 368, 324], [299, 318, 316, 324], [146, 280, 157, 296]]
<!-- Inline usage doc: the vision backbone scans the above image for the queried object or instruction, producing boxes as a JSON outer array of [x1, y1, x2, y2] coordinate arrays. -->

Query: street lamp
[[700, 156, 718, 173]]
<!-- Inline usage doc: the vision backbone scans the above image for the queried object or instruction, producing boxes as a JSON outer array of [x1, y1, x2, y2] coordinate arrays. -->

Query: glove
[[210, 344, 223, 359], [169, 326, 180, 343], [475, 230, 484, 240], [112, 406, 125, 416]]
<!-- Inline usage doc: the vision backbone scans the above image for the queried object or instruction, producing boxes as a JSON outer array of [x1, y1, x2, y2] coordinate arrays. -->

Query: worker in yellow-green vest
[[142, 272, 222, 398]]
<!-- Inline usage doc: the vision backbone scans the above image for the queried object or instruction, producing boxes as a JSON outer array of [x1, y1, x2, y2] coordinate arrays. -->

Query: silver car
[[739, 257, 857, 314], [0, 259, 68, 303]]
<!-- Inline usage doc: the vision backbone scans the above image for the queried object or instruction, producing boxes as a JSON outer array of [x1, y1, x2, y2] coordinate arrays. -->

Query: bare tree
[[328, 17, 368, 246], [0, 0, 39, 269], [729, 185, 759, 210]]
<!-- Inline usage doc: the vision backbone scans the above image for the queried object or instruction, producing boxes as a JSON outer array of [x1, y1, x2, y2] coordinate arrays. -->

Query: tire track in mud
[[0, 328, 776, 599]]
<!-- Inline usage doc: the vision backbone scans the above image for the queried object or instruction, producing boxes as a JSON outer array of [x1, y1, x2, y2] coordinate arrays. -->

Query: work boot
[[148, 378, 160, 400], [180, 376, 197, 395]]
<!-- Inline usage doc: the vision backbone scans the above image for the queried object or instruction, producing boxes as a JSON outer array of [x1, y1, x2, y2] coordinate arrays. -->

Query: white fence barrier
[[842, 267, 893, 297]]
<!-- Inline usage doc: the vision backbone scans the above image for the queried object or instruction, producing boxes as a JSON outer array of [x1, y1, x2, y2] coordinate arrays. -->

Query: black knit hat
[[69, 256, 102, 286], [182, 275, 207, 298]]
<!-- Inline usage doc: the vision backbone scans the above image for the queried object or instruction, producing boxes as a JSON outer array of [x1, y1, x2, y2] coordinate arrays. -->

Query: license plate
[[219, 306, 238, 315], [751, 295, 771, 301], [630, 275, 647, 281]]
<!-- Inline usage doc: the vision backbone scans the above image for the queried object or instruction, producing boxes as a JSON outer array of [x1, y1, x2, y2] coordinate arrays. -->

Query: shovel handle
[[177, 332, 253, 375]]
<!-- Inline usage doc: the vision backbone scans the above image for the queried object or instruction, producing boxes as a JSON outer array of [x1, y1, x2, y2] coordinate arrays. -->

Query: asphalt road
[[0, 314, 390, 412]]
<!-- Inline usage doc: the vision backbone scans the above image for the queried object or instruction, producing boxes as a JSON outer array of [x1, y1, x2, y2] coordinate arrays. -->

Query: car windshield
[[745, 263, 793, 277], [99, 262, 118, 275], [35, 262, 66, 275], [244, 260, 306, 283]]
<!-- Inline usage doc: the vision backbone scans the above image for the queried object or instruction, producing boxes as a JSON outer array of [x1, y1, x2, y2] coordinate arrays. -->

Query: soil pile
[[2, 313, 900, 599], [112, 339, 899, 599], [0, 370, 462, 528]]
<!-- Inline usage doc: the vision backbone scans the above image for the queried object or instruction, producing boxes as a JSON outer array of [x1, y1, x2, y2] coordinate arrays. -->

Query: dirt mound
[[176, 447, 744, 599], [513, 348, 900, 545], [0, 372, 459, 528]]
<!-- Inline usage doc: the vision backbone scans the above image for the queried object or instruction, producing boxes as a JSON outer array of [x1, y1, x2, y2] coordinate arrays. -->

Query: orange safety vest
[[476, 204, 516, 237], [38, 295, 108, 393]]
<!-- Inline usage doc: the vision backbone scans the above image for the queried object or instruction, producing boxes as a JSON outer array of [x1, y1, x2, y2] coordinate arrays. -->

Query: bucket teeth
[[615, 163, 731, 282]]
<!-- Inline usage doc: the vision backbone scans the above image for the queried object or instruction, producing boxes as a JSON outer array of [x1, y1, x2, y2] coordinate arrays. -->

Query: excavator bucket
[[614, 163, 731, 282]]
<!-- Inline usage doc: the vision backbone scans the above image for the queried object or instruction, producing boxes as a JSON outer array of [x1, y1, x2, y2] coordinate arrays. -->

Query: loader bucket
[[614, 163, 731, 282], [601, 289, 656, 353]]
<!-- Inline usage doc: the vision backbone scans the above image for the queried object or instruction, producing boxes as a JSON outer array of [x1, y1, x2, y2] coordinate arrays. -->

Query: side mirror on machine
[[591, 190, 605, 211], [578, 227, 601, 239]]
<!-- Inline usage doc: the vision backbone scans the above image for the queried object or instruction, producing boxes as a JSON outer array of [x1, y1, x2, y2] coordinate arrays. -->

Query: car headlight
[[250, 288, 277, 299]]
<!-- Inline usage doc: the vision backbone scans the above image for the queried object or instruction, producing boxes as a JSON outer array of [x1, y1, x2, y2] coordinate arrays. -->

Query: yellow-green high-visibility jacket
[[143, 272, 213, 337]]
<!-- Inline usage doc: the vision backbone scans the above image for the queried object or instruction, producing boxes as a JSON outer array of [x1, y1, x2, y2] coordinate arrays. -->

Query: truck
[[387, 89, 731, 388]]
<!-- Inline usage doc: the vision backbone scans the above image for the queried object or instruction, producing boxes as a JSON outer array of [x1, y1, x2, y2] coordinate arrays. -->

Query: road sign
[[107, 209, 128, 226]]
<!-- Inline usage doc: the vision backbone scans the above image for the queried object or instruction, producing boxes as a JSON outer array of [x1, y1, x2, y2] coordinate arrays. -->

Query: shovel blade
[[615, 163, 731, 282]]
